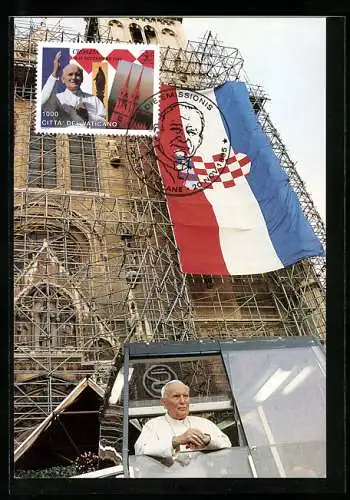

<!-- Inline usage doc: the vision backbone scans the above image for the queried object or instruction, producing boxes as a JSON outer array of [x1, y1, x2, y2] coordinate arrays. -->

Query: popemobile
[[71, 335, 326, 479]]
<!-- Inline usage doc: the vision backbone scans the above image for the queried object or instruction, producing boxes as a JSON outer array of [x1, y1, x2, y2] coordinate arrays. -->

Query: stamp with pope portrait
[[35, 41, 160, 136]]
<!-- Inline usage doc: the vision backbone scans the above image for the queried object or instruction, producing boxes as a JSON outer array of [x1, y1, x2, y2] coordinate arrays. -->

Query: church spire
[[110, 63, 148, 129], [119, 63, 133, 99], [129, 65, 144, 104]]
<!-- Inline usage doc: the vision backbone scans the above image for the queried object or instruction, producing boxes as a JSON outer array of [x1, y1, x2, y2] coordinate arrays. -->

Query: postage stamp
[[35, 41, 160, 136], [124, 85, 247, 197]]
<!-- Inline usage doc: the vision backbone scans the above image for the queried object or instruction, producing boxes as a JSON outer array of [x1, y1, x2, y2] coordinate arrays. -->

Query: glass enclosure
[[129, 355, 231, 410], [221, 338, 326, 477], [126, 354, 243, 452], [98, 337, 326, 478]]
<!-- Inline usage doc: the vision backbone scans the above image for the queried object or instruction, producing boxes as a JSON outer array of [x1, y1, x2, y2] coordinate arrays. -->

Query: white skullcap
[[160, 379, 187, 398]]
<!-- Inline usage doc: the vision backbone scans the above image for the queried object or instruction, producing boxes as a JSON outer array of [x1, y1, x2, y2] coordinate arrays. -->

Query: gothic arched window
[[87, 338, 115, 362], [108, 19, 123, 28], [14, 226, 89, 276], [28, 133, 57, 188], [144, 25, 157, 44], [129, 23, 144, 44], [161, 28, 176, 36], [15, 284, 77, 349], [69, 135, 99, 192]]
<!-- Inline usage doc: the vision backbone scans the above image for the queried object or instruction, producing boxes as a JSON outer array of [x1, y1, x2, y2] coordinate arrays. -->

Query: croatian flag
[[156, 83, 324, 276]]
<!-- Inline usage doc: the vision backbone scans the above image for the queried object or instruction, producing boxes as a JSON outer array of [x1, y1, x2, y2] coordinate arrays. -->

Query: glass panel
[[69, 137, 99, 192], [69, 140, 82, 153], [128, 355, 232, 411], [30, 140, 41, 150], [129, 447, 254, 478], [70, 167, 82, 191], [70, 157, 82, 166], [251, 441, 326, 478], [279, 441, 326, 477], [43, 165, 56, 188], [221, 344, 326, 448], [83, 139, 93, 155], [98, 364, 130, 467], [127, 354, 238, 463], [28, 135, 56, 188]]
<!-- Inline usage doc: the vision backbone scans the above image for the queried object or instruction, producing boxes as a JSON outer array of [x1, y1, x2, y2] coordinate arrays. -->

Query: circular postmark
[[125, 87, 233, 197], [142, 364, 178, 398]]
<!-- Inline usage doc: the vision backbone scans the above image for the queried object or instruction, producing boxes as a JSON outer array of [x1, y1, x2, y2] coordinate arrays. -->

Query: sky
[[182, 17, 326, 223], [17, 16, 326, 222]]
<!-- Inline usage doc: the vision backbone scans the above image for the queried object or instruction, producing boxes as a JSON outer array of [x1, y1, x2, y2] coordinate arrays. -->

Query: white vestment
[[41, 74, 106, 127], [134, 413, 231, 460]]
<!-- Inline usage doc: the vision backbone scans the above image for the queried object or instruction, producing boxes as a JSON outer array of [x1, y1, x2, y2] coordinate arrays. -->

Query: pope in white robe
[[134, 379, 231, 461], [41, 50, 106, 128]]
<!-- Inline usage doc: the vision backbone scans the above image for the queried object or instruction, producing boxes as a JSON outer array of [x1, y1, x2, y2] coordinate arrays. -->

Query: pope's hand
[[52, 51, 61, 78], [172, 428, 211, 450], [60, 104, 88, 124], [75, 102, 89, 121]]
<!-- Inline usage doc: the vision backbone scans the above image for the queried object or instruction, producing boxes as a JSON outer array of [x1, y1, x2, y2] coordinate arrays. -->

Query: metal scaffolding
[[13, 18, 325, 451]]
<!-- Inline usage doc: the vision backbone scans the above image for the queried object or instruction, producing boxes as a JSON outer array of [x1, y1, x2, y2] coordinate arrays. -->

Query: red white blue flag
[[155, 83, 324, 276]]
